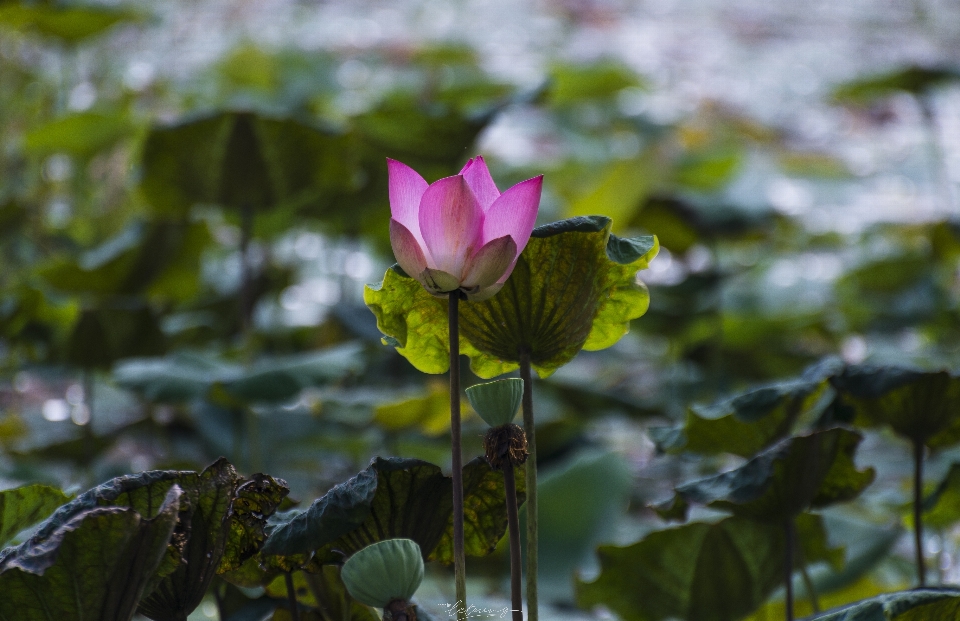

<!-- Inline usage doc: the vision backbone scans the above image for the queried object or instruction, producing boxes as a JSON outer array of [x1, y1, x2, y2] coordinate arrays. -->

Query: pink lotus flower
[[388, 156, 543, 301]]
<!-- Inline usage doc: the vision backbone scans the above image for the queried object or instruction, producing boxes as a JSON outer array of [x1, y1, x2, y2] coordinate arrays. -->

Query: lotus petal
[[461, 235, 517, 290], [481, 175, 542, 251], [459, 156, 500, 211], [390, 219, 428, 280], [419, 175, 483, 278], [388, 158, 429, 247]]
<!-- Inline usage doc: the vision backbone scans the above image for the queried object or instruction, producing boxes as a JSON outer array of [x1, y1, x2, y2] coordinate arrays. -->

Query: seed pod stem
[[503, 463, 523, 621]]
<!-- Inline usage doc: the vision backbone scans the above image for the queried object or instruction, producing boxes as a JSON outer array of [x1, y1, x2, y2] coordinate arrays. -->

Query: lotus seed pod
[[484, 423, 529, 470], [341, 538, 424, 609], [465, 378, 523, 428]]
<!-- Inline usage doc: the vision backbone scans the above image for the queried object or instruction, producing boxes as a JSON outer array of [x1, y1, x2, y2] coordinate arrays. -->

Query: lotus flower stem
[[913, 438, 926, 587], [449, 291, 467, 620], [503, 463, 523, 621], [520, 351, 539, 621], [284, 572, 301, 621], [784, 516, 795, 621]]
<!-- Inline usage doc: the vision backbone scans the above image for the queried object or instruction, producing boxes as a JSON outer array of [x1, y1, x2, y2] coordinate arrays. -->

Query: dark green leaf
[[807, 589, 960, 621], [0, 484, 71, 547], [266, 457, 520, 567], [0, 486, 181, 620], [364, 216, 658, 378], [220, 343, 364, 403], [431, 459, 526, 563], [23, 112, 130, 156], [832, 65, 960, 103], [832, 366, 960, 447], [577, 514, 840, 621], [218, 473, 290, 574], [548, 60, 645, 106], [651, 365, 837, 457], [655, 428, 874, 522], [922, 462, 960, 529], [0, 5, 136, 42], [138, 459, 244, 621], [65, 304, 167, 369], [139, 112, 350, 217]]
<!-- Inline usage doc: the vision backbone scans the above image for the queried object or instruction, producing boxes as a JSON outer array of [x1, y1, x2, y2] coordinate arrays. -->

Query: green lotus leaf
[[920, 462, 960, 530], [655, 428, 874, 523], [650, 361, 839, 457], [364, 216, 658, 378], [139, 112, 351, 217], [217, 473, 290, 574], [0, 485, 181, 620], [465, 378, 523, 427], [0, 484, 71, 548], [264, 457, 523, 565], [137, 459, 244, 621], [576, 513, 841, 621], [807, 588, 960, 621], [0, 5, 137, 42], [832, 65, 960, 104], [341, 539, 424, 608], [832, 366, 960, 448], [23, 111, 131, 157]]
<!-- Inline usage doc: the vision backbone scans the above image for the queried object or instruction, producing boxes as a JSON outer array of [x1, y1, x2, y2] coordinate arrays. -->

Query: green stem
[[914, 438, 926, 587], [449, 292, 467, 620], [799, 555, 820, 613], [82, 369, 95, 465], [503, 465, 523, 621], [239, 201, 254, 336], [784, 516, 795, 621], [285, 572, 301, 621], [520, 352, 538, 621]]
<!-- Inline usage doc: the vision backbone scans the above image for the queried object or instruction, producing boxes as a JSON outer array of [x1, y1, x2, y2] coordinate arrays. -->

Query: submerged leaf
[[365, 216, 657, 378]]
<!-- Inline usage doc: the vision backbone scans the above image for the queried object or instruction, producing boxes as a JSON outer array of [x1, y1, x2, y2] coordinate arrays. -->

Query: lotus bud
[[465, 378, 523, 428], [341, 538, 423, 620]]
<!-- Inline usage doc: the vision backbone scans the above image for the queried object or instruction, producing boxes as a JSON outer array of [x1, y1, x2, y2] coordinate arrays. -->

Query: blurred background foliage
[[2, 0, 960, 619]]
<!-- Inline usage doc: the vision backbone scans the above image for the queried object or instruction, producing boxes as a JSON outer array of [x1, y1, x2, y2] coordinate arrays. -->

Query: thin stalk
[[503, 464, 523, 621], [239, 202, 254, 335], [82, 369, 95, 463], [519, 352, 538, 621], [302, 572, 337, 621], [914, 439, 926, 587], [285, 572, 301, 621], [784, 516, 795, 621], [449, 292, 467, 620], [798, 558, 820, 614]]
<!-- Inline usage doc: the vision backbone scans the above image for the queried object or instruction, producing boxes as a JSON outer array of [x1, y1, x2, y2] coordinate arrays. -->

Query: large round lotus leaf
[[341, 538, 424, 608], [364, 215, 657, 378]]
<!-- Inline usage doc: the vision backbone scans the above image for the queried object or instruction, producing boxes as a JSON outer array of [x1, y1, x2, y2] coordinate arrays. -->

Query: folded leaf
[[656, 428, 874, 522], [0, 486, 181, 621]]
